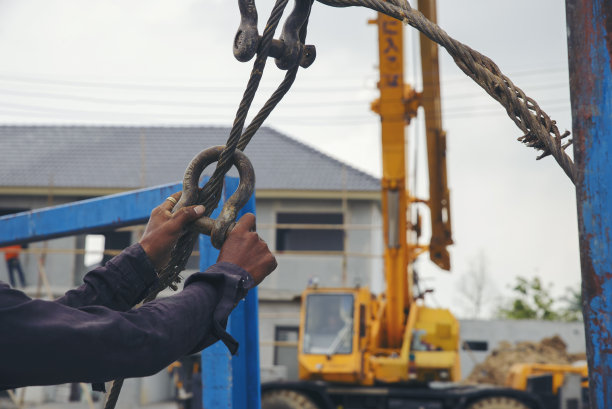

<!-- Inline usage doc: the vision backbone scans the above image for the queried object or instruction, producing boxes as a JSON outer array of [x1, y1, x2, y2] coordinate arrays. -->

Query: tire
[[466, 396, 532, 409], [262, 389, 320, 409]]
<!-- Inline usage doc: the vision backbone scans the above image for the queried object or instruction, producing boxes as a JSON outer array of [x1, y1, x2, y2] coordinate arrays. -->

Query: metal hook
[[175, 146, 255, 249]]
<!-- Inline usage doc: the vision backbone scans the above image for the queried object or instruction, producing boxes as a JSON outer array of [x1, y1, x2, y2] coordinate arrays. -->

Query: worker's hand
[[217, 213, 277, 285], [139, 192, 205, 270]]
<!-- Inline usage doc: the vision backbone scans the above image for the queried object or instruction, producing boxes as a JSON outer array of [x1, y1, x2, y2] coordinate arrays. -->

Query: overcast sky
[[0, 0, 579, 318]]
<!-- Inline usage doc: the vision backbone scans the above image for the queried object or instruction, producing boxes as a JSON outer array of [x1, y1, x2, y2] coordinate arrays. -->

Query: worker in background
[[0, 192, 277, 390], [1, 244, 26, 288]]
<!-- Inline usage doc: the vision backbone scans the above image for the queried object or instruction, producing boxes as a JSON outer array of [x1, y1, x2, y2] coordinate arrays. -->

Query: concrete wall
[[256, 198, 382, 295], [258, 300, 301, 382]]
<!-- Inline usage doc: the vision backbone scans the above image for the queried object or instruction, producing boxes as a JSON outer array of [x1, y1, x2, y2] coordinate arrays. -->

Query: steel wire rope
[[102, 0, 306, 407], [317, 0, 576, 183]]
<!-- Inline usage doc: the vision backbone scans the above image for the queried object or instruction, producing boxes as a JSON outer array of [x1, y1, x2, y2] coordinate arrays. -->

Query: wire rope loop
[[176, 146, 255, 249]]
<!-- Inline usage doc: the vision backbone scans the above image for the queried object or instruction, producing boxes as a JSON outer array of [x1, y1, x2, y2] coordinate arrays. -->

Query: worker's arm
[[55, 243, 158, 311], [0, 195, 276, 389], [56, 192, 196, 311], [0, 261, 251, 388]]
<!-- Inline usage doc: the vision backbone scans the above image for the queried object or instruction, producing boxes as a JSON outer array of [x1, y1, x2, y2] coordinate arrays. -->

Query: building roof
[[0, 125, 380, 194]]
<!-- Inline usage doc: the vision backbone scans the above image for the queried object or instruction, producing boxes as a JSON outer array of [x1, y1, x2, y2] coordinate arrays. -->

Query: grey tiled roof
[[0, 125, 379, 192]]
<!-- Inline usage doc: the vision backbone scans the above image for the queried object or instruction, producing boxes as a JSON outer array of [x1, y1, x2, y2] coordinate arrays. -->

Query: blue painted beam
[[0, 182, 183, 247], [566, 1, 612, 407]]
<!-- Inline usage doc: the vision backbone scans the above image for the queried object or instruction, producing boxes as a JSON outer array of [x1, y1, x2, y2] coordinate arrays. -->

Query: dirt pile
[[464, 335, 586, 385]]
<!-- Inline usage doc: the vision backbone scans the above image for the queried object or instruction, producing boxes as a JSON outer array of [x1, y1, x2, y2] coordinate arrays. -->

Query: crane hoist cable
[[103, 1, 316, 407], [319, 0, 576, 183], [105, 0, 576, 406]]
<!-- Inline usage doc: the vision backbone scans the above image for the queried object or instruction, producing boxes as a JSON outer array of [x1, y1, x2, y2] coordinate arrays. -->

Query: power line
[[0, 65, 569, 94]]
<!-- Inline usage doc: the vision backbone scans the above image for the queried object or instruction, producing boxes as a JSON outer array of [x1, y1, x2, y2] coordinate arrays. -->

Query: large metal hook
[[175, 146, 255, 249], [233, 0, 316, 69]]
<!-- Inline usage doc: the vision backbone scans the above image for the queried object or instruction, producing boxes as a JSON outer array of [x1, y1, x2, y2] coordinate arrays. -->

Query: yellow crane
[[261, 2, 546, 408]]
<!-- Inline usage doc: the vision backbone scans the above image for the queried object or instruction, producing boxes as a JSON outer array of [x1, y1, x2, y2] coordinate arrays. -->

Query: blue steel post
[[566, 1, 612, 407], [200, 178, 260, 409], [226, 177, 261, 409], [200, 190, 231, 409]]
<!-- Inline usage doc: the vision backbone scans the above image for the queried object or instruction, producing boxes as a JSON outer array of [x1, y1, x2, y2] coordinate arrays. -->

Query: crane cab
[[298, 287, 374, 384]]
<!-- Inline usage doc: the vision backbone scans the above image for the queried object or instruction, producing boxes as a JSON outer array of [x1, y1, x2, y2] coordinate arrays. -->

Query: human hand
[[139, 192, 205, 270], [217, 213, 277, 285]]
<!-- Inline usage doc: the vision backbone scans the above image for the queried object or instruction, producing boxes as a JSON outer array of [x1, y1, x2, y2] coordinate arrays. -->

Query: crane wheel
[[262, 390, 320, 409], [466, 396, 531, 409]]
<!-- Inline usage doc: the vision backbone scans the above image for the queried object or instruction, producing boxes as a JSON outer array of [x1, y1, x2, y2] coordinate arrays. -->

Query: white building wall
[[256, 197, 381, 295], [258, 300, 301, 382]]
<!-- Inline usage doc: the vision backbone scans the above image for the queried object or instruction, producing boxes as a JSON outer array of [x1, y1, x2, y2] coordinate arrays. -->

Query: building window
[[275, 212, 344, 251], [462, 340, 488, 352], [84, 234, 105, 267], [274, 326, 299, 380]]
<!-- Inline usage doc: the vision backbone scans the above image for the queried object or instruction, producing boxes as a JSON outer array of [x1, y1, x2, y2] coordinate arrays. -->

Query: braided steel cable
[[238, 64, 299, 151], [319, 0, 576, 183], [104, 0, 578, 406], [103, 1, 298, 408], [103, 1, 314, 407], [149, 0, 294, 299]]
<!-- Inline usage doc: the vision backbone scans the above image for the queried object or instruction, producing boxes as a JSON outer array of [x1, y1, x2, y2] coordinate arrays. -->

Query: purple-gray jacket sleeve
[[55, 243, 159, 311], [0, 247, 254, 390]]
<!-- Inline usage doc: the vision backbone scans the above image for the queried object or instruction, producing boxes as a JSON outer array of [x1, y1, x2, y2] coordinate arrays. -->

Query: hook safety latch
[[234, 0, 316, 69], [175, 146, 255, 249]]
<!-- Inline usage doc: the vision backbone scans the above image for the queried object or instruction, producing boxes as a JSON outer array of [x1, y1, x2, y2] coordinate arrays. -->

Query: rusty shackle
[[233, 0, 316, 69], [175, 146, 255, 249]]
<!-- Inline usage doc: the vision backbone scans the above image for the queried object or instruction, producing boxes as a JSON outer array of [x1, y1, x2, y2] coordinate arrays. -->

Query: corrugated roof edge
[[0, 123, 381, 183], [260, 126, 379, 184]]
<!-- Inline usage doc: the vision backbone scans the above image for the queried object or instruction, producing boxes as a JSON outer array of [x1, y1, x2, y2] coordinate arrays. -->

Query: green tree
[[496, 276, 580, 321], [455, 252, 497, 319], [558, 286, 583, 322]]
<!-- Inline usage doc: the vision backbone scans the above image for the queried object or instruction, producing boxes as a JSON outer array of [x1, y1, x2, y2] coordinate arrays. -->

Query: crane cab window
[[275, 212, 344, 251], [303, 293, 354, 355]]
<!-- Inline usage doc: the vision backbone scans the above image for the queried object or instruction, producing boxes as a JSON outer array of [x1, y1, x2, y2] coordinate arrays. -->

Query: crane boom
[[373, 12, 412, 348], [418, 0, 453, 270]]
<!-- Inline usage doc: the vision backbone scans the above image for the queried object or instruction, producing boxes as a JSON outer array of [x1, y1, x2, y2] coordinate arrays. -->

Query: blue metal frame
[[0, 179, 261, 409], [0, 183, 184, 246], [566, 1, 612, 407]]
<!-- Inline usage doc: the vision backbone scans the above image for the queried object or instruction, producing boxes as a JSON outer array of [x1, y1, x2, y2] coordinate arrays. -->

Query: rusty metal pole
[[566, 1, 612, 407]]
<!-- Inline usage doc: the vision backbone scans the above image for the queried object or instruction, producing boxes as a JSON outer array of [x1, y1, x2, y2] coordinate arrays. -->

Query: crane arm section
[[418, 0, 453, 271], [373, 13, 412, 348]]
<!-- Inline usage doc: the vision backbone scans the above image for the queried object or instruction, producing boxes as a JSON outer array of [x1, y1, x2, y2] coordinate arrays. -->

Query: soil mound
[[464, 335, 584, 385]]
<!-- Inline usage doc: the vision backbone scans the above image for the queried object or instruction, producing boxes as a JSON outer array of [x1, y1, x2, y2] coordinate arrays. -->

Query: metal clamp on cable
[[175, 146, 255, 249], [233, 0, 317, 69]]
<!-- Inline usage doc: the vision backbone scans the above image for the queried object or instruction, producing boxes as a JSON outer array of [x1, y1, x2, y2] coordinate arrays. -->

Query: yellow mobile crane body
[[297, 2, 460, 387], [261, 2, 549, 409]]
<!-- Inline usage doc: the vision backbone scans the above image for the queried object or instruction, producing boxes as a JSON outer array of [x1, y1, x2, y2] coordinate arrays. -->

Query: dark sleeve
[[56, 243, 158, 312], [0, 262, 253, 390]]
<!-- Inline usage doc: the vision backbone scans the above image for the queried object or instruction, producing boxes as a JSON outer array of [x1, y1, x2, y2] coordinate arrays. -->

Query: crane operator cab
[[299, 287, 373, 384], [302, 292, 354, 356]]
